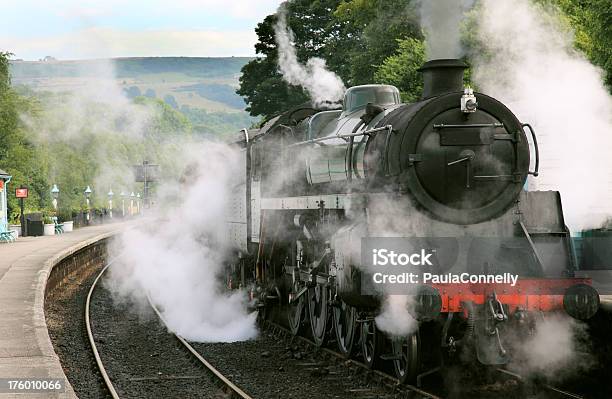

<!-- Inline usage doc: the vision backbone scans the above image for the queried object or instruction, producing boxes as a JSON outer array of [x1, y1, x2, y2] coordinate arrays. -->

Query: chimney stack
[[418, 59, 468, 99]]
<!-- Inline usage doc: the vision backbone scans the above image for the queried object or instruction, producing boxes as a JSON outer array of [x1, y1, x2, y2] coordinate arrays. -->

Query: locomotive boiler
[[224, 58, 600, 383]]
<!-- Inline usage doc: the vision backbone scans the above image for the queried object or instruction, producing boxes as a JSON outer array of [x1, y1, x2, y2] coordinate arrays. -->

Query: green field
[[10, 57, 257, 135]]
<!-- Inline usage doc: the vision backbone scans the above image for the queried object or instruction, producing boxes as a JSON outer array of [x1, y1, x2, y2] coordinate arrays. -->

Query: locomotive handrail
[[287, 125, 392, 148], [519, 221, 545, 275], [433, 123, 504, 129], [522, 123, 540, 177]]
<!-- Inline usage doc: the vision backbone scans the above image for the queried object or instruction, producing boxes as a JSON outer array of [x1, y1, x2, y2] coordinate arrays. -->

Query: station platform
[[0, 224, 126, 398]]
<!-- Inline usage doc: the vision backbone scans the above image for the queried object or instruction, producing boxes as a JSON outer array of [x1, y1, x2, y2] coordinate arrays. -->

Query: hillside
[[9, 57, 256, 135]]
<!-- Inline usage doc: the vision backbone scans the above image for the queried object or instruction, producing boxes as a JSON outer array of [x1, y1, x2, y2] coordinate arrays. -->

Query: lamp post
[[108, 189, 114, 219], [120, 191, 126, 218], [51, 184, 59, 212], [130, 192, 135, 216], [84, 186, 92, 224], [136, 193, 141, 215]]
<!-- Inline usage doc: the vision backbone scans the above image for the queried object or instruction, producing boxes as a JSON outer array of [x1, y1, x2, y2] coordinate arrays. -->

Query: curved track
[[145, 294, 252, 399], [85, 261, 252, 399], [85, 261, 120, 399]]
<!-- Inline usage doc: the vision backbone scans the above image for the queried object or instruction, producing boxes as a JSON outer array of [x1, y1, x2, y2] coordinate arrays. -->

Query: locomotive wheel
[[361, 319, 382, 369], [307, 285, 329, 346], [287, 290, 305, 336], [392, 331, 420, 384], [333, 301, 358, 356]]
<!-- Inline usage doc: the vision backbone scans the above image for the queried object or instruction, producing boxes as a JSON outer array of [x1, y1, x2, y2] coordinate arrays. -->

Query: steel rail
[[497, 368, 584, 399], [86, 260, 252, 399], [85, 261, 120, 399], [146, 294, 253, 399]]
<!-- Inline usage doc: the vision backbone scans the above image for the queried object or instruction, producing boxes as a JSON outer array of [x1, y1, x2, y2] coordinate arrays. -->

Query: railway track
[[263, 320, 585, 399], [84, 261, 585, 399], [85, 261, 253, 399], [496, 369, 585, 399], [263, 320, 441, 399]]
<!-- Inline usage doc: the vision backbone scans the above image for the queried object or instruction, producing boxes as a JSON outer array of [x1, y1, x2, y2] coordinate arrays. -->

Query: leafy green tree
[[333, 0, 422, 85], [0, 51, 50, 220], [238, 0, 422, 119], [552, 0, 612, 89], [236, 6, 324, 119], [374, 38, 425, 102]]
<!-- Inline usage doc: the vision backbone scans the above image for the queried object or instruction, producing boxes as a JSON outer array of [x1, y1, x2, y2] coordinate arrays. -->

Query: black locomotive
[[224, 58, 600, 383]]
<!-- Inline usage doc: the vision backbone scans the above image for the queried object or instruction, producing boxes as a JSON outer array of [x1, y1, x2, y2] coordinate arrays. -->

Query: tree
[[237, 1, 344, 119], [0, 52, 50, 219], [553, 0, 612, 89], [374, 38, 426, 102], [237, 0, 423, 119], [333, 0, 422, 85]]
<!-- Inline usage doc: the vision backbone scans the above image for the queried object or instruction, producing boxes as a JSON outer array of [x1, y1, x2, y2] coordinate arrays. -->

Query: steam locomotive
[[224, 59, 600, 383]]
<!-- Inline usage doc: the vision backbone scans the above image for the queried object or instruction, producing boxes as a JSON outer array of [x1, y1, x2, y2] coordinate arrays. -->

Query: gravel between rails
[[89, 278, 224, 398], [46, 263, 111, 399], [190, 332, 405, 399]]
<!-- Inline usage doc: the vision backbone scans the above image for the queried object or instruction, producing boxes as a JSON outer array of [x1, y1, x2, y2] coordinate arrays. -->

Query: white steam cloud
[[472, 0, 612, 231], [367, 197, 426, 337], [274, 7, 346, 107], [375, 295, 418, 337], [508, 315, 592, 379], [106, 142, 258, 342], [416, 0, 475, 60], [19, 58, 160, 196], [18, 44, 259, 342]]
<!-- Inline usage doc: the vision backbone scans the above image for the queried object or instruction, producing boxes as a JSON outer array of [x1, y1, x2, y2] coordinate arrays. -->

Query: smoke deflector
[[419, 59, 468, 99]]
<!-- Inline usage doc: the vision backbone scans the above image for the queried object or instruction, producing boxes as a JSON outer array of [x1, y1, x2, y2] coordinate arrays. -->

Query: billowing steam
[[472, 0, 612, 231], [19, 58, 160, 196], [508, 315, 592, 379], [367, 197, 427, 337], [375, 295, 418, 337], [15, 34, 259, 342], [106, 142, 258, 342], [416, 0, 475, 60], [274, 7, 346, 107]]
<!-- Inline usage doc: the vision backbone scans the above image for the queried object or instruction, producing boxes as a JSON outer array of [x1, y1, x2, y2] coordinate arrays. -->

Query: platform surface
[[0, 224, 126, 398]]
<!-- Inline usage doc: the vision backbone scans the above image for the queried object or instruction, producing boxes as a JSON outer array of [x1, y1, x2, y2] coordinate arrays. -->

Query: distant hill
[[10, 57, 252, 80], [9, 57, 257, 135]]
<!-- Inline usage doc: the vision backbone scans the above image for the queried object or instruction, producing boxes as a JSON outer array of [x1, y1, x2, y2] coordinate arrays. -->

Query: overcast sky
[[0, 0, 284, 60]]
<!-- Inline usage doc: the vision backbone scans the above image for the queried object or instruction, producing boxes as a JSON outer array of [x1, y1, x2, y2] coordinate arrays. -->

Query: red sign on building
[[0, 180, 3, 190], [15, 188, 28, 198]]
